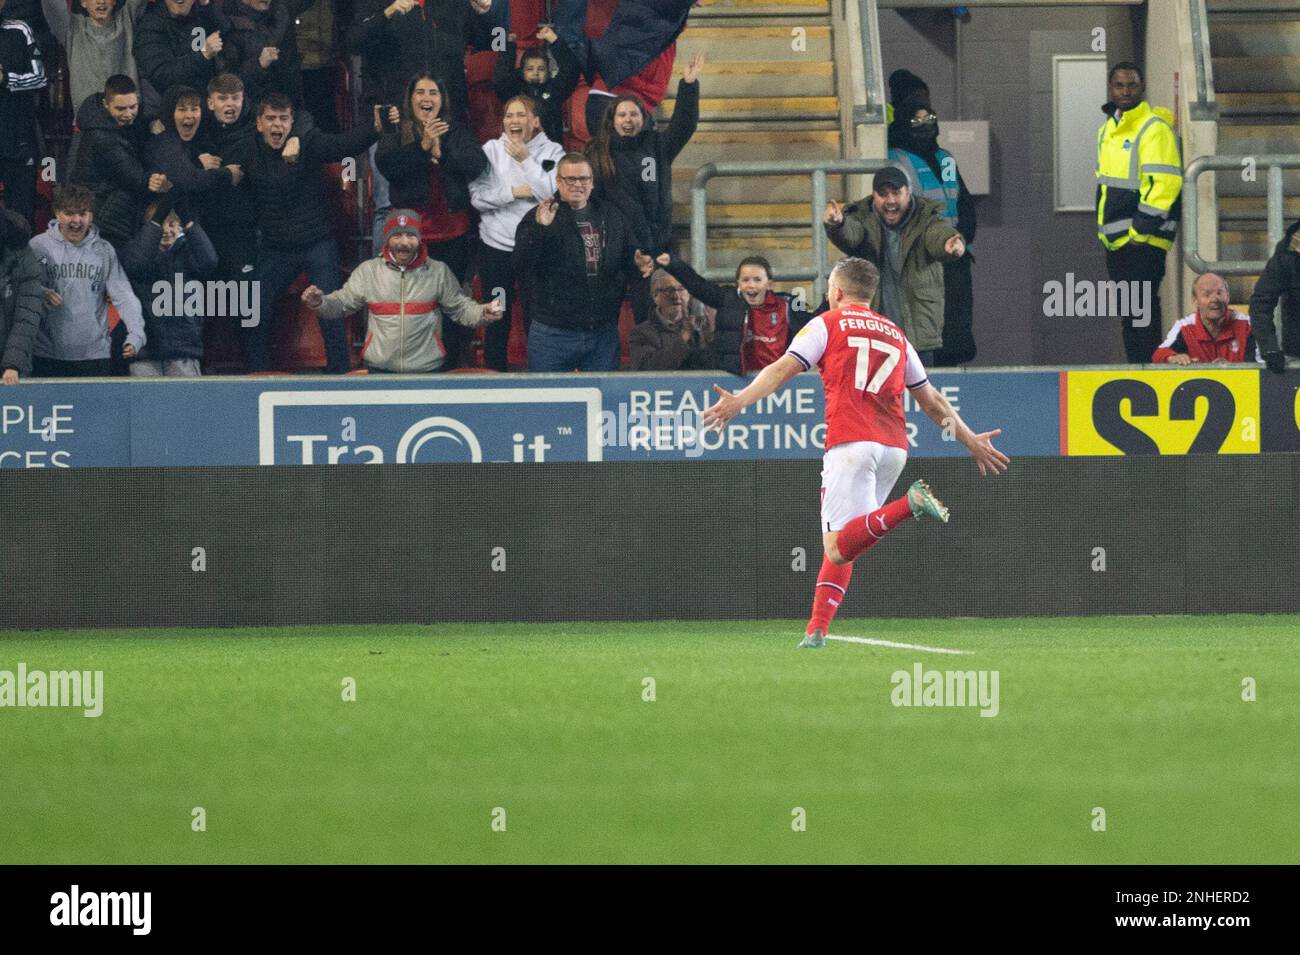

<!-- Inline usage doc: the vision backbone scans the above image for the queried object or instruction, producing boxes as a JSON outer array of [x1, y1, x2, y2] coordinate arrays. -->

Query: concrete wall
[[878, 5, 1158, 365]]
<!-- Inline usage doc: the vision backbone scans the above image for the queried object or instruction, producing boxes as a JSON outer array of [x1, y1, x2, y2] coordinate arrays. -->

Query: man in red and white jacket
[[303, 209, 503, 373], [1152, 272, 1261, 365]]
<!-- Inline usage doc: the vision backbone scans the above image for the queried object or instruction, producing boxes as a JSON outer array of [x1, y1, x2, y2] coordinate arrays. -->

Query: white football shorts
[[820, 440, 908, 532]]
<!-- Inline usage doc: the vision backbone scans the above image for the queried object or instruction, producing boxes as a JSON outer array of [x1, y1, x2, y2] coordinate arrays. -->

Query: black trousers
[[935, 254, 975, 366], [1106, 242, 1167, 363], [31, 356, 111, 377], [426, 232, 472, 369], [475, 241, 523, 372]]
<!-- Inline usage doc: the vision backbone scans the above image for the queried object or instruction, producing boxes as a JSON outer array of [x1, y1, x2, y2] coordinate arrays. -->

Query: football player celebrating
[[703, 257, 1009, 648]]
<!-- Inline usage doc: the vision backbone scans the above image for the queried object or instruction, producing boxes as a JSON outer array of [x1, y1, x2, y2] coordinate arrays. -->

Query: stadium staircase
[[1207, 0, 1300, 306], [665, 0, 843, 286]]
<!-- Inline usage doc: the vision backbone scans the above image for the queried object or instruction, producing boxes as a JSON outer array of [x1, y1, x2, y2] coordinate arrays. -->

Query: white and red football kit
[[787, 304, 929, 531]]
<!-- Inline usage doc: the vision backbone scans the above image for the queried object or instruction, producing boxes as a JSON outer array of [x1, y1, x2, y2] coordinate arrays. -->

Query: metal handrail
[[1182, 154, 1299, 274], [690, 159, 893, 302], [1187, 0, 1218, 122], [856, 0, 887, 126]]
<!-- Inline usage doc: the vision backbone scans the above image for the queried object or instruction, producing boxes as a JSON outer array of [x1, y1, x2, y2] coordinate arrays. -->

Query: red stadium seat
[[467, 50, 505, 145]]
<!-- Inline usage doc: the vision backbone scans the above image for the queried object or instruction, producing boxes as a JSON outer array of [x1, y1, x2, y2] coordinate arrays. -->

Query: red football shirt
[[786, 304, 929, 451]]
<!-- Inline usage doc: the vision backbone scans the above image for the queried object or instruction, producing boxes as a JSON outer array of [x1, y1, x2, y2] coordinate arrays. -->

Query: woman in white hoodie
[[469, 95, 563, 371]]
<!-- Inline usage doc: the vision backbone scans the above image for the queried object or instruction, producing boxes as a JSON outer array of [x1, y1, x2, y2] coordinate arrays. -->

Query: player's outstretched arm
[[703, 354, 804, 430], [911, 382, 1010, 476]]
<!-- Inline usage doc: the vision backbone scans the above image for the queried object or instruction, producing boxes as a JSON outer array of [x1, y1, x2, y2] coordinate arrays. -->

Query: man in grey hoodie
[[28, 183, 145, 376], [41, 0, 152, 119]]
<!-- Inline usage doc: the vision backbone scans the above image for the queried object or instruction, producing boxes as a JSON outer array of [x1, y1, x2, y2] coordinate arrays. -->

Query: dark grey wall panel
[[2, 455, 1297, 630]]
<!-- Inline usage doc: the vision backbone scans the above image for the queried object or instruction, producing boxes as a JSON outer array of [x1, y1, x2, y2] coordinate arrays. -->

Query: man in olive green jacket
[[822, 166, 966, 362]]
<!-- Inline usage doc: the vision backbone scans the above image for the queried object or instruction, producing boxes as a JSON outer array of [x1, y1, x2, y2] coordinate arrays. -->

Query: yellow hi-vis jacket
[[1096, 101, 1182, 252]]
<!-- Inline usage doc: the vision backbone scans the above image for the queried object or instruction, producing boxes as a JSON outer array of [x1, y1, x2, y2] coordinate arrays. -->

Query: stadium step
[[677, 0, 842, 276], [677, 23, 833, 61], [674, 166, 847, 204], [1208, 17, 1300, 56], [660, 96, 840, 123], [677, 128, 840, 165], [1206, 0, 1300, 11], [1218, 229, 1276, 260], [671, 202, 813, 228], [1212, 57, 1300, 92], [1216, 91, 1300, 119], [677, 230, 841, 275], [679, 59, 835, 98], [1217, 195, 1300, 222], [693, 0, 831, 16], [1212, 122, 1300, 154]]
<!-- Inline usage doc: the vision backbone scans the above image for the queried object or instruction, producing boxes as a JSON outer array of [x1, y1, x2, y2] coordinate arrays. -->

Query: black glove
[[1265, 350, 1286, 374]]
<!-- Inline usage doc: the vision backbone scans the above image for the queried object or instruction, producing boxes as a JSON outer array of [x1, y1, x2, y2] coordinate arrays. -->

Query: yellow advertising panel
[[1064, 370, 1261, 455]]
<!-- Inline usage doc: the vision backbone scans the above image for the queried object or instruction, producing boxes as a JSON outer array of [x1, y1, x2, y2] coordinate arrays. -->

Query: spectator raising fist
[[634, 249, 655, 278], [301, 285, 324, 310], [823, 201, 844, 227]]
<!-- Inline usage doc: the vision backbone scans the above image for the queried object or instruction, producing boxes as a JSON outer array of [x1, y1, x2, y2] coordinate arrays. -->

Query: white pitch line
[[826, 635, 973, 655]]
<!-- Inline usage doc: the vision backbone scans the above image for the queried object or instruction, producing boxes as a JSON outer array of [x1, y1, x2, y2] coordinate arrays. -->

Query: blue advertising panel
[[3, 371, 1062, 468], [0, 385, 131, 468]]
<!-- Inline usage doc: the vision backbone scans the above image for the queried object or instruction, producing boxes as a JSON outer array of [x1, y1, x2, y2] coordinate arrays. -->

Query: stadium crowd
[[0, 2, 1288, 383]]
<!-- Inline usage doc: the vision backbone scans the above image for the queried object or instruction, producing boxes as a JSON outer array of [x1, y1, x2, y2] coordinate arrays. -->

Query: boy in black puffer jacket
[[69, 74, 171, 248], [118, 195, 218, 376]]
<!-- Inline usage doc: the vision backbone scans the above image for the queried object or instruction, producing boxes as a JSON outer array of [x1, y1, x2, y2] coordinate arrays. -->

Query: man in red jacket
[[1152, 272, 1260, 365]]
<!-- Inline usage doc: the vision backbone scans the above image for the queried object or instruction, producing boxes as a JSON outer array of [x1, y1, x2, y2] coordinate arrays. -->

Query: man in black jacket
[[0, 8, 47, 229], [245, 92, 380, 373], [346, 0, 495, 121], [133, 0, 229, 101], [1248, 219, 1300, 374], [69, 74, 173, 248], [200, 72, 258, 281], [0, 206, 44, 384], [514, 152, 638, 372], [222, 0, 316, 107]]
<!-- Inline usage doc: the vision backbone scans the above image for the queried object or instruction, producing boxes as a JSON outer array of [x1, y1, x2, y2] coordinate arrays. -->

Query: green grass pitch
[[1, 615, 1295, 865]]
